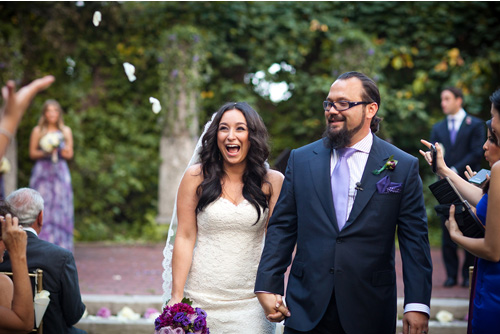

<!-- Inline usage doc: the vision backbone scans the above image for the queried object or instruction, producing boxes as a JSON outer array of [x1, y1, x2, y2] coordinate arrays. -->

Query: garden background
[[1, 1, 500, 245]]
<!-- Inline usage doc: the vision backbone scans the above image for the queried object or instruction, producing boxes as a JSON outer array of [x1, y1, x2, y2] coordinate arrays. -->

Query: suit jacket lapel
[[310, 141, 339, 232], [345, 135, 390, 227]]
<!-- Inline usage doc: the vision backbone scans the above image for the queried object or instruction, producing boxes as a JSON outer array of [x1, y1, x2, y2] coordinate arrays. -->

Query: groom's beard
[[323, 110, 365, 149]]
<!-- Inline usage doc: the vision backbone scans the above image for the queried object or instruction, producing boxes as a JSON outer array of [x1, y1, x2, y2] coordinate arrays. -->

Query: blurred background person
[[29, 100, 74, 252], [429, 86, 485, 288]]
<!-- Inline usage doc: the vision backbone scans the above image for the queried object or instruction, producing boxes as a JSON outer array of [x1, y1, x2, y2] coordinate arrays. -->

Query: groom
[[255, 72, 432, 334]]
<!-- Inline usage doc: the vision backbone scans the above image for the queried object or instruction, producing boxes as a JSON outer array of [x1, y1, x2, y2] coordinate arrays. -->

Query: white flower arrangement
[[0, 157, 11, 174], [39, 132, 63, 163]]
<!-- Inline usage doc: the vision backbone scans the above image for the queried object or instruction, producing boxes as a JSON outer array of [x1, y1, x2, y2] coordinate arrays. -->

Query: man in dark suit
[[255, 72, 432, 334], [0, 188, 87, 334], [430, 87, 484, 288]]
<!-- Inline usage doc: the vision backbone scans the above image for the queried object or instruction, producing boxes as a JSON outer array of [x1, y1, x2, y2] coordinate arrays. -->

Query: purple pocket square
[[376, 175, 403, 194]]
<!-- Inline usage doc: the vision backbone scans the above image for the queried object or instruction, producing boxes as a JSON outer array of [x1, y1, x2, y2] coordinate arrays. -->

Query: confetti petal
[[149, 97, 162, 114], [92, 11, 102, 27], [123, 62, 136, 82]]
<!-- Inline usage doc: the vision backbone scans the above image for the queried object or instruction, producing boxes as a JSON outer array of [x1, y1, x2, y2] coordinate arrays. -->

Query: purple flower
[[171, 69, 178, 78], [168, 34, 177, 41], [196, 308, 207, 318], [173, 312, 186, 322], [368, 48, 375, 56], [157, 57, 164, 63], [96, 307, 111, 318], [193, 35, 200, 43], [192, 55, 199, 63], [181, 317, 191, 326], [193, 316, 207, 331]]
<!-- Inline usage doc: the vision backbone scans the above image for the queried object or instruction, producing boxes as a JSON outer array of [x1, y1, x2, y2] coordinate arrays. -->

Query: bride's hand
[[167, 296, 183, 306]]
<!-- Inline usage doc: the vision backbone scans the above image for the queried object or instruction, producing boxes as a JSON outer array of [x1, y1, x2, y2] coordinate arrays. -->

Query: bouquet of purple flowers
[[154, 298, 209, 334]]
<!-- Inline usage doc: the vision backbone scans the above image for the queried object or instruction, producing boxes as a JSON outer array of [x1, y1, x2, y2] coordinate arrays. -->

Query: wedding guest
[[0, 209, 34, 333], [429, 87, 485, 288], [29, 99, 75, 251], [0, 76, 55, 159], [162, 102, 284, 333], [256, 71, 432, 334], [0, 188, 87, 334], [421, 118, 500, 332], [423, 89, 500, 334]]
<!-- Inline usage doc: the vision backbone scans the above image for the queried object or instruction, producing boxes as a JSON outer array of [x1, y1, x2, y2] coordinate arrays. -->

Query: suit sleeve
[[255, 150, 298, 295], [451, 120, 485, 173], [59, 252, 86, 326], [396, 158, 433, 307]]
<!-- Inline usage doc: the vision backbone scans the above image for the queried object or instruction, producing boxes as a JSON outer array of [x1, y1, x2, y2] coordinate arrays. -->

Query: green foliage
[[2, 2, 500, 241]]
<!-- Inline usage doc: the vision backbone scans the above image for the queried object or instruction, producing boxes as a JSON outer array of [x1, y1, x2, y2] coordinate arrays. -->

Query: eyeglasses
[[323, 100, 371, 112]]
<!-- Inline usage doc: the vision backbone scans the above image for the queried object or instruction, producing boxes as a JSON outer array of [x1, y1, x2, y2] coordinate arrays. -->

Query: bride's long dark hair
[[196, 102, 271, 223]]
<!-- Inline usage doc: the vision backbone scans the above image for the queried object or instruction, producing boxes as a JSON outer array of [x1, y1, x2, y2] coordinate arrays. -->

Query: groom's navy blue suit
[[256, 134, 432, 333]]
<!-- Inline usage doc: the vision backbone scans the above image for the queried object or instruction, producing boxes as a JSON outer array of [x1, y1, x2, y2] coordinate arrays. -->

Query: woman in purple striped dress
[[29, 99, 74, 251]]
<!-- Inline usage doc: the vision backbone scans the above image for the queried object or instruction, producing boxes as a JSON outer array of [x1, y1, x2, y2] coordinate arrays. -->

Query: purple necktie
[[450, 118, 457, 145], [331, 147, 357, 230]]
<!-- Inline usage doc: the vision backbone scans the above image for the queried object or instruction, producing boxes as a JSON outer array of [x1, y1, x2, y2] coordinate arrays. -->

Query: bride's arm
[[447, 161, 500, 261], [169, 165, 202, 305]]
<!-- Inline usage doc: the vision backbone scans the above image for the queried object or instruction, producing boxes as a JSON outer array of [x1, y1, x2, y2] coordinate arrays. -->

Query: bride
[[161, 102, 284, 333]]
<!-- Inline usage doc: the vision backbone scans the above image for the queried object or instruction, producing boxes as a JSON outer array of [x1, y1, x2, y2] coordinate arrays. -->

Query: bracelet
[[0, 127, 13, 141]]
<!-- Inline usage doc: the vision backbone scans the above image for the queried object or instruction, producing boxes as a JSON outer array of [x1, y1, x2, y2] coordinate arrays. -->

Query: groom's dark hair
[[337, 71, 382, 133], [196, 102, 271, 224]]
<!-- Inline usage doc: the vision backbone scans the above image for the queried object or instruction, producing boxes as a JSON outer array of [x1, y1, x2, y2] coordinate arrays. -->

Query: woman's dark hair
[[196, 102, 271, 223], [337, 71, 382, 133], [490, 88, 500, 113]]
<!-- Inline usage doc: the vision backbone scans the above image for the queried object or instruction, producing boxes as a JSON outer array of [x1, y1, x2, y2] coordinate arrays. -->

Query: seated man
[[0, 188, 86, 334]]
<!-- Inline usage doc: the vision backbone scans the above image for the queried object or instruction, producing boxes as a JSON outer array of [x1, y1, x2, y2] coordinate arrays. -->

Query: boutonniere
[[372, 155, 398, 175], [466, 116, 472, 125]]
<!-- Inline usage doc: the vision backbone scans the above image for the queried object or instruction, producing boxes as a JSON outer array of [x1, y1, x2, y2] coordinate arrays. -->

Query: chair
[[0, 269, 44, 333]]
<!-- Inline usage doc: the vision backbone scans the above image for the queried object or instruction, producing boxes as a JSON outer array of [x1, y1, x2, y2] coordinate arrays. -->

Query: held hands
[[444, 204, 464, 242], [402, 311, 429, 334], [256, 292, 290, 323]]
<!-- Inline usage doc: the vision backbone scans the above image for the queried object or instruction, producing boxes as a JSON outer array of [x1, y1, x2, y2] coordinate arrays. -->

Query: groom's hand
[[403, 311, 429, 334], [256, 292, 290, 322]]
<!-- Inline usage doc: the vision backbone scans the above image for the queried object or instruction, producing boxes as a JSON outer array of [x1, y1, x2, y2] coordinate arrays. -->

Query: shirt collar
[[22, 227, 38, 236], [448, 108, 466, 123]]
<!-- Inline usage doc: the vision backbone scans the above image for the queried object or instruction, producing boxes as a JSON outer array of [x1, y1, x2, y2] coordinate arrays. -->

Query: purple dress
[[29, 131, 74, 252]]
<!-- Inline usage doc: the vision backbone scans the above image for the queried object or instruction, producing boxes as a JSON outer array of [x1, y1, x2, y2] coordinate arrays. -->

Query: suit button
[[329, 268, 335, 274], [336, 238, 343, 244]]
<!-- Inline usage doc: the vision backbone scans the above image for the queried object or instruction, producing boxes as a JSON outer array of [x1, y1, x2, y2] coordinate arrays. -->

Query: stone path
[[75, 243, 470, 299]]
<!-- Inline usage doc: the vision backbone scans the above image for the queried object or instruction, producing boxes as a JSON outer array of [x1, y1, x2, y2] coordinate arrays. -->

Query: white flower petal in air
[[123, 62, 136, 82], [92, 11, 102, 27], [436, 310, 454, 323], [149, 97, 162, 114]]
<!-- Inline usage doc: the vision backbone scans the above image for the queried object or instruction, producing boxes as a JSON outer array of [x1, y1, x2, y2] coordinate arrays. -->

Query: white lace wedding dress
[[183, 196, 276, 334]]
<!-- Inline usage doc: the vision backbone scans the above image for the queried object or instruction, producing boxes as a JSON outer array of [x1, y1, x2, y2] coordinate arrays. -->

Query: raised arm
[[420, 139, 483, 206], [168, 165, 202, 305], [0, 76, 54, 159]]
